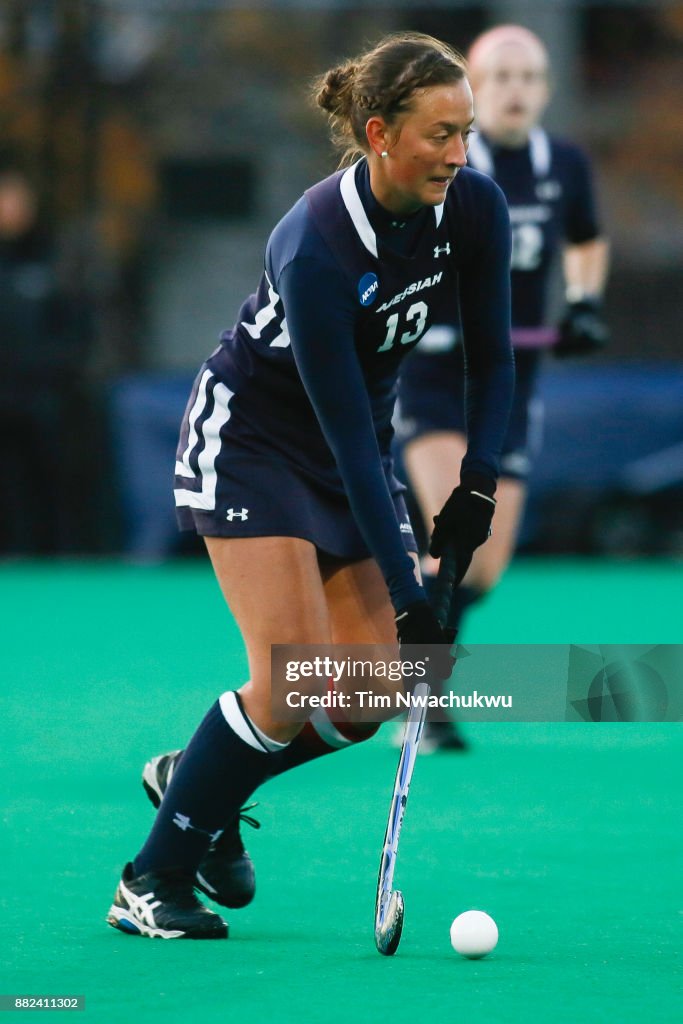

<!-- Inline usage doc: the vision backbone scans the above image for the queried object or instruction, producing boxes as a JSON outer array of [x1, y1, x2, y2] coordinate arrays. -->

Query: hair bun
[[316, 62, 357, 116]]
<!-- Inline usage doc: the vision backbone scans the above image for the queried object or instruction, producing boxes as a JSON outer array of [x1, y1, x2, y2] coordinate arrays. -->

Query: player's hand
[[554, 298, 609, 357], [395, 600, 455, 680], [429, 475, 496, 584]]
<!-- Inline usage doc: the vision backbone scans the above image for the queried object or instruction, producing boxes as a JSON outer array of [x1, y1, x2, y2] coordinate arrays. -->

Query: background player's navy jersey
[[467, 127, 601, 328], [395, 129, 603, 484]]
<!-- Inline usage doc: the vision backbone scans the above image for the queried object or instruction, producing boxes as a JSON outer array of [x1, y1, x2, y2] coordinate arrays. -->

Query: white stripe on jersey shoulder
[[240, 271, 290, 348], [340, 162, 378, 257], [528, 127, 551, 177], [241, 272, 279, 339]]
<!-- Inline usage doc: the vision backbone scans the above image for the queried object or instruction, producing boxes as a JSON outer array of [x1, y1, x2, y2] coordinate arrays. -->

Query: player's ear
[[365, 117, 390, 159]]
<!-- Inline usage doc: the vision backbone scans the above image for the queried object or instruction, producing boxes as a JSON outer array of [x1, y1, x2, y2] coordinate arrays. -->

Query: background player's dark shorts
[[173, 365, 417, 560], [395, 345, 544, 481]]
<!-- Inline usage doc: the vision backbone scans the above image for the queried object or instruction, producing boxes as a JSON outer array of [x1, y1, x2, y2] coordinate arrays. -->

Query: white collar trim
[[340, 161, 447, 251], [467, 127, 551, 178], [339, 162, 378, 258]]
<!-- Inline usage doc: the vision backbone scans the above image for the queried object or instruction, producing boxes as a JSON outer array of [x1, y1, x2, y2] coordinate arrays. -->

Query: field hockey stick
[[374, 545, 459, 956]]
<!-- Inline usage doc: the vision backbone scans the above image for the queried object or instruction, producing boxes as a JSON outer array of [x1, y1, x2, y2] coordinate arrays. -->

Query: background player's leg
[[402, 432, 526, 749], [457, 478, 526, 595], [402, 432, 469, 750], [402, 430, 466, 542]]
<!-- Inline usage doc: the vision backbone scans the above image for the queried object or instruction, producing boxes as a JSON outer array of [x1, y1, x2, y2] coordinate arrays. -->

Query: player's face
[[372, 79, 474, 215], [473, 42, 549, 145]]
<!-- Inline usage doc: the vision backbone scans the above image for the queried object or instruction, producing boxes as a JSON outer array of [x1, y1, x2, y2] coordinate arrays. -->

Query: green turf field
[[1, 559, 681, 1022]]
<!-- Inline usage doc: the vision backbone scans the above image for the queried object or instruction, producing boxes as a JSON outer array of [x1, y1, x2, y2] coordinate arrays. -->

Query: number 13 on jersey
[[377, 301, 429, 352]]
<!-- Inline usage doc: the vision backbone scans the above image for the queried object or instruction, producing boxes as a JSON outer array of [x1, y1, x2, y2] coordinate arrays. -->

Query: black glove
[[429, 473, 496, 581], [554, 297, 609, 358], [395, 600, 455, 681]]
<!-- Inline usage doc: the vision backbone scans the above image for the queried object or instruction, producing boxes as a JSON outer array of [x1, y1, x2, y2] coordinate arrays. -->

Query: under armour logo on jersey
[[434, 243, 451, 258], [226, 508, 249, 521]]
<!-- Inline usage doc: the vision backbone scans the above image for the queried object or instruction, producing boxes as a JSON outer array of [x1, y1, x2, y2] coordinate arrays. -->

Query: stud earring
[[381, 151, 388, 159]]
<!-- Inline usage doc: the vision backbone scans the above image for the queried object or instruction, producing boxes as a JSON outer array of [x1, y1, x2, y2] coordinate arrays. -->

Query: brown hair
[[313, 32, 467, 165]]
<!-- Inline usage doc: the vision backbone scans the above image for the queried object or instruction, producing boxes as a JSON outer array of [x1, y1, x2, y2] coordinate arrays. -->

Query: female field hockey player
[[108, 32, 515, 939], [396, 24, 610, 751]]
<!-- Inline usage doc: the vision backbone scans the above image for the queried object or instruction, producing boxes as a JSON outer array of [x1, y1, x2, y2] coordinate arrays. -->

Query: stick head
[[374, 889, 404, 955]]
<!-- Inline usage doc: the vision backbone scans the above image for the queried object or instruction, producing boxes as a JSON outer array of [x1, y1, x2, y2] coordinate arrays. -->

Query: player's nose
[[445, 134, 468, 169]]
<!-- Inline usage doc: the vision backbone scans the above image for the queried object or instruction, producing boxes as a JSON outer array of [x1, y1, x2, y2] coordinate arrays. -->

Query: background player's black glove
[[429, 473, 496, 585], [395, 600, 455, 681], [554, 297, 609, 358]]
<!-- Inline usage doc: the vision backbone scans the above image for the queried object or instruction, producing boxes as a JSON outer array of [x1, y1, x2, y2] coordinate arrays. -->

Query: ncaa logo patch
[[358, 272, 379, 307]]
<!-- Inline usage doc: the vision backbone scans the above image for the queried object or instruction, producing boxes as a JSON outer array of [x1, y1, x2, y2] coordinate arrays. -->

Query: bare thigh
[[320, 553, 420, 643], [205, 536, 331, 740]]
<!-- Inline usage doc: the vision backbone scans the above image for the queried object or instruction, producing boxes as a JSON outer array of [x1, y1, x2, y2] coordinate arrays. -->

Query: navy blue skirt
[[174, 361, 417, 561]]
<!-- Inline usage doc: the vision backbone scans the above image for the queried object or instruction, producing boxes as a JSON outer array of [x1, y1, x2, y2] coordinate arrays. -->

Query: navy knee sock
[[133, 695, 274, 877]]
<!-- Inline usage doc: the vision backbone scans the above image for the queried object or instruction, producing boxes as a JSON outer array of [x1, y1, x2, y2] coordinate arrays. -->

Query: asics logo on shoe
[[120, 880, 162, 930]]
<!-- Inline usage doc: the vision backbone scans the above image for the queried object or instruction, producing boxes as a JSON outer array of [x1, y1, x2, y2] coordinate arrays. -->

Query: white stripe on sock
[[218, 690, 288, 753], [309, 708, 354, 749], [219, 691, 267, 751], [249, 717, 289, 753]]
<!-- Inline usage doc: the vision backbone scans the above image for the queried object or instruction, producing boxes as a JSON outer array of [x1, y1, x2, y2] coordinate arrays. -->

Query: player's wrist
[[459, 471, 496, 499], [395, 600, 446, 646]]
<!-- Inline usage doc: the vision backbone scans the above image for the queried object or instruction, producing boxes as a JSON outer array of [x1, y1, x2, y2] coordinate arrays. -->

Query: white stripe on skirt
[[174, 370, 234, 510]]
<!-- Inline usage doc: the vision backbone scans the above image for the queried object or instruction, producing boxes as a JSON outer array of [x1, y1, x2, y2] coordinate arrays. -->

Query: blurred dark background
[[0, 1, 681, 561]]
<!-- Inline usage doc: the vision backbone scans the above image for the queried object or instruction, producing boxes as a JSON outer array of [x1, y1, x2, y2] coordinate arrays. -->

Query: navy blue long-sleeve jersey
[[212, 159, 514, 609], [467, 127, 601, 327], [394, 129, 603, 485]]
